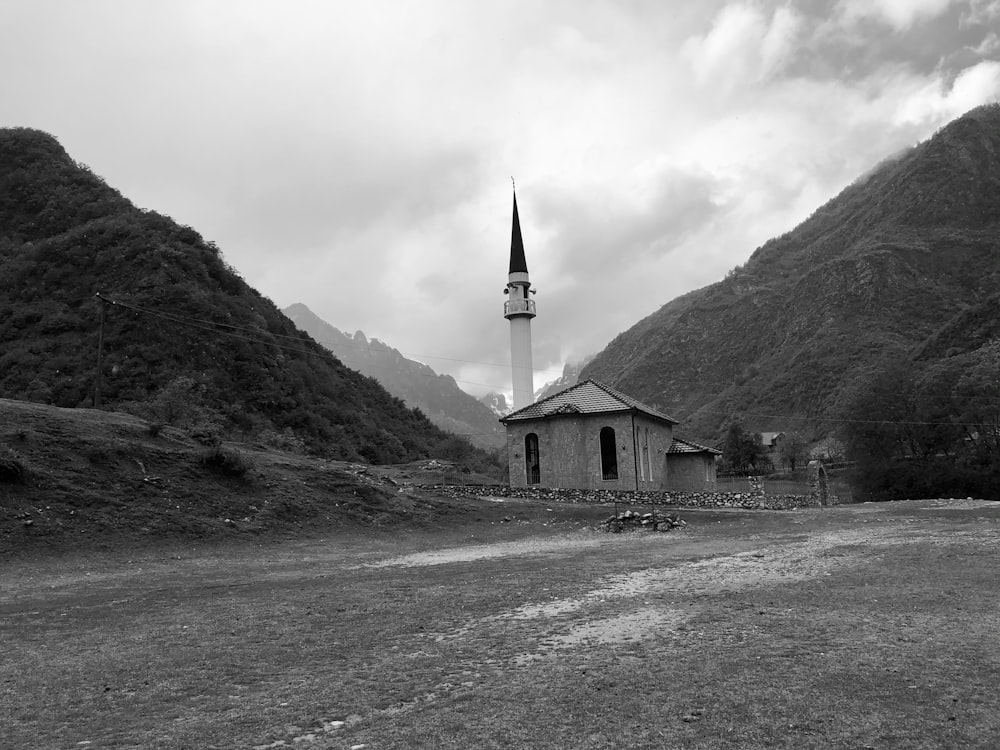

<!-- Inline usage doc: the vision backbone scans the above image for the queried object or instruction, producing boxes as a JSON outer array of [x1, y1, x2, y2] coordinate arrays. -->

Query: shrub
[[189, 421, 223, 447], [199, 446, 253, 478], [0, 445, 26, 483]]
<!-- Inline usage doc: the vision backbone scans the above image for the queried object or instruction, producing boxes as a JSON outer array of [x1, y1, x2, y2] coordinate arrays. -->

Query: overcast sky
[[3, 0, 1000, 399]]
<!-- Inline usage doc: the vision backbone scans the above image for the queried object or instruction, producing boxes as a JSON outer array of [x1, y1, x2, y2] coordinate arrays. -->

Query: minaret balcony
[[504, 298, 536, 318]]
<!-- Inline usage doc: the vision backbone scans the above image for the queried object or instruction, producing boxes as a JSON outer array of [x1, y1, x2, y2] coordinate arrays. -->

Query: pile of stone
[[600, 509, 686, 533]]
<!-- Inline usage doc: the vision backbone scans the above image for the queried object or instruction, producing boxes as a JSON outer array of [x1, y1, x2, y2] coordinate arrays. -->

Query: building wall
[[506, 413, 674, 491], [664, 452, 717, 492], [631, 414, 674, 491]]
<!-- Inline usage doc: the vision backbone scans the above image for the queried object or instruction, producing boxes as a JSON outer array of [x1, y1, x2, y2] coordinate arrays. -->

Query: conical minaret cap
[[509, 191, 528, 275]]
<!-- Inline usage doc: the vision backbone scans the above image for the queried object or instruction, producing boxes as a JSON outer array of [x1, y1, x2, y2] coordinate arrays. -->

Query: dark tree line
[[839, 346, 1000, 500]]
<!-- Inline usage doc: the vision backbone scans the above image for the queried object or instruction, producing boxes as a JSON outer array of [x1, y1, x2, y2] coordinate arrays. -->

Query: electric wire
[[92, 295, 999, 434], [95, 294, 567, 380]]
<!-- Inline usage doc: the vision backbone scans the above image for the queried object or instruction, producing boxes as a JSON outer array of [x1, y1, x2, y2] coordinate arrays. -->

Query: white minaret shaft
[[504, 190, 536, 411]]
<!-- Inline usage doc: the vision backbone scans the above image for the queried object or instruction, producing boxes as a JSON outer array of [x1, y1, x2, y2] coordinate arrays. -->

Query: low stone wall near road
[[427, 483, 823, 510]]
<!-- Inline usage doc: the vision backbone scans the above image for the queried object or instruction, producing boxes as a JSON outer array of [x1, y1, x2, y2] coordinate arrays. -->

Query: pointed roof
[[501, 379, 678, 425], [509, 191, 528, 275]]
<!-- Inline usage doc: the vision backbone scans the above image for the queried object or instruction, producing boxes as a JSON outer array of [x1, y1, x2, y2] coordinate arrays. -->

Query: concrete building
[[503, 190, 536, 412], [500, 379, 719, 491]]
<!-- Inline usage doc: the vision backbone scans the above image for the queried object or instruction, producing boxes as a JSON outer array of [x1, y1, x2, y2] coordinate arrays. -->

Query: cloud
[[5, 0, 1000, 402], [961, 0, 1000, 26], [681, 3, 803, 90], [894, 60, 1000, 125], [534, 168, 721, 283], [839, 0, 958, 30], [970, 30, 1000, 56]]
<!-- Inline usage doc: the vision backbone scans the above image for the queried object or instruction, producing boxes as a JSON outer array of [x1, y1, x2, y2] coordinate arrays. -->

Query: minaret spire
[[509, 189, 528, 275], [504, 186, 536, 411]]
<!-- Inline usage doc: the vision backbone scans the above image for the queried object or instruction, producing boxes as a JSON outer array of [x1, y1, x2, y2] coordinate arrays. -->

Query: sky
[[2, 0, 1000, 400]]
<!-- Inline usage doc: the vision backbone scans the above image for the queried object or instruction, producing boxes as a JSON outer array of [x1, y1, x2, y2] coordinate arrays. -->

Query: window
[[525, 433, 540, 484], [644, 428, 652, 482], [600, 427, 618, 480], [637, 427, 644, 481]]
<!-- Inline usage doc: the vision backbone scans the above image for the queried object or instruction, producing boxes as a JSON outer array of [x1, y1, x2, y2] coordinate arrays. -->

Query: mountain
[[478, 391, 510, 418], [283, 303, 505, 449], [581, 104, 1000, 440], [534, 356, 593, 402], [0, 127, 483, 464]]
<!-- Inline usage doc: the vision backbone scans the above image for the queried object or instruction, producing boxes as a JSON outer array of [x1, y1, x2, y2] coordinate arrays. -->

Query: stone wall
[[428, 483, 823, 510]]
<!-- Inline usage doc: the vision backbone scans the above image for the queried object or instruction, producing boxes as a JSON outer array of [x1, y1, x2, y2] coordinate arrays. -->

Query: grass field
[[3, 497, 1000, 749]]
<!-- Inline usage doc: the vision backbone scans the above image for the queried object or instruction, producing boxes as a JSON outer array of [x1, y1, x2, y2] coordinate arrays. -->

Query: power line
[[693, 408, 1000, 428], [94, 296, 999, 431], [95, 294, 565, 387]]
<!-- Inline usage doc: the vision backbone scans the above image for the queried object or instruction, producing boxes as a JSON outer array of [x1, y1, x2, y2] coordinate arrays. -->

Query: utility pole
[[93, 293, 107, 408]]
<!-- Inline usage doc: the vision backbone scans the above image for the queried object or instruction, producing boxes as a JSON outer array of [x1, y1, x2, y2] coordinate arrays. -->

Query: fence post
[[93, 294, 107, 408]]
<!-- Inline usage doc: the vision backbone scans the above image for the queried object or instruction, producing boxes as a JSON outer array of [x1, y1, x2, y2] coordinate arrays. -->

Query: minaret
[[504, 189, 536, 411]]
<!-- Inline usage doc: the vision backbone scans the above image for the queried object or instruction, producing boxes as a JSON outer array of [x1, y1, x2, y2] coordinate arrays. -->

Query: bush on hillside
[[198, 446, 254, 478], [0, 444, 26, 483]]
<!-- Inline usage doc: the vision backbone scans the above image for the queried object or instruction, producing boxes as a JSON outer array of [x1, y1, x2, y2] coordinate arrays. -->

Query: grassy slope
[[0, 398, 510, 557]]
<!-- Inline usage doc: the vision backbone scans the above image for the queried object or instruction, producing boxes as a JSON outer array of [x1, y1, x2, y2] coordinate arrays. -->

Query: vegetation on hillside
[[0, 127, 496, 467], [581, 105, 1000, 475], [0, 397, 508, 555]]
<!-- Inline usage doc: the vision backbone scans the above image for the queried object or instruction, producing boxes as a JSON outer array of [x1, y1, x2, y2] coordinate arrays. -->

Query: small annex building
[[500, 379, 719, 492]]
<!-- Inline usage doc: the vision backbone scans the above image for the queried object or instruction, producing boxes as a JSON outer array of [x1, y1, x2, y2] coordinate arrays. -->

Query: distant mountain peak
[[283, 304, 505, 449], [479, 391, 510, 418]]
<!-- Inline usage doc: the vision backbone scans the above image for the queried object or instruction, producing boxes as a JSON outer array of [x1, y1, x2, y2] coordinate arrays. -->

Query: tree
[[721, 423, 767, 473], [779, 432, 808, 472], [839, 355, 1000, 500]]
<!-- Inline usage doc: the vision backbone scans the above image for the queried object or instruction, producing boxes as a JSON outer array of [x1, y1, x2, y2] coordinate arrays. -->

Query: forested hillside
[[582, 104, 1000, 443], [0, 128, 479, 464]]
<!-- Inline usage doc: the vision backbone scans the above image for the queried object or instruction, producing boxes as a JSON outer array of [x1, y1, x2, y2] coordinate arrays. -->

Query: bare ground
[[3, 497, 1000, 749]]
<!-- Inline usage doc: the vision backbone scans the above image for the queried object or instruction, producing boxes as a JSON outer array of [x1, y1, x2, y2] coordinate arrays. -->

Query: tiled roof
[[501, 379, 677, 424], [667, 437, 722, 455]]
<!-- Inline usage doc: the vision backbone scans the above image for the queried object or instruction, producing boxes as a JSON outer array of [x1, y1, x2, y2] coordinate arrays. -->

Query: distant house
[[500, 379, 719, 492], [760, 432, 785, 457]]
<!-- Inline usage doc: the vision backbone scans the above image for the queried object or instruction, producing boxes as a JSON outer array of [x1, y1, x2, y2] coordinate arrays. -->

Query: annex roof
[[501, 379, 678, 425], [667, 437, 722, 455]]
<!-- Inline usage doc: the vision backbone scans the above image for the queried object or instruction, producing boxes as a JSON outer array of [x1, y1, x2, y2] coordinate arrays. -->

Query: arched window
[[525, 433, 540, 485], [600, 427, 618, 480]]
